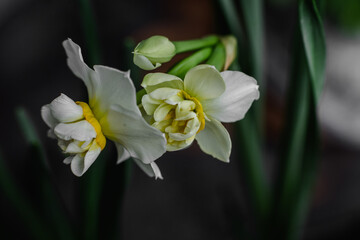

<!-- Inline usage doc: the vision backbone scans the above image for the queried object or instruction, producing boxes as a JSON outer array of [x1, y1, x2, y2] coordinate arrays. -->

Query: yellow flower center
[[179, 90, 205, 133], [76, 101, 106, 150]]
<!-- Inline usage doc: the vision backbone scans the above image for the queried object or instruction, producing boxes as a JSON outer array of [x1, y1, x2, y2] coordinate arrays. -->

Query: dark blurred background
[[1, 0, 360, 239]]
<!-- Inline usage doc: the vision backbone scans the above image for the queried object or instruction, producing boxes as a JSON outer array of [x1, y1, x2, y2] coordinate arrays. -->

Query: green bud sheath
[[173, 35, 219, 54], [168, 47, 213, 79], [206, 42, 226, 71]]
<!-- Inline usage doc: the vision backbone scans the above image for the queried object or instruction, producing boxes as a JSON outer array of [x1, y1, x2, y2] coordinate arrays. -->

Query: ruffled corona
[[41, 94, 104, 176], [143, 89, 205, 151], [76, 101, 106, 150]]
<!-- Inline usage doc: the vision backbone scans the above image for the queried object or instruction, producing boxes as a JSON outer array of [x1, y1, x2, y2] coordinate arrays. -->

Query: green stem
[[78, 0, 101, 65], [173, 35, 219, 54], [236, 116, 269, 228], [77, 0, 104, 239], [168, 47, 212, 79], [206, 42, 226, 71]]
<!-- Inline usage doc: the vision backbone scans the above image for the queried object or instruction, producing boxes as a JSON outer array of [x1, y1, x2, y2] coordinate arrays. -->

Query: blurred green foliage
[[326, 0, 360, 31]]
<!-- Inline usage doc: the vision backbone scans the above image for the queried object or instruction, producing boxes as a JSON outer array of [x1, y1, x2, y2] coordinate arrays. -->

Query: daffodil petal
[[49, 94, 84, 123], [70, 141, 101, 177], [133, 54, 161, 70], [101, 104, 166, 164], [141, 94, 162, 115], [115, 143, 131, 164], [133, 158, 163, 180], [65, 140, 89, 153], [149, 87, 181, 102], [63, 39, 98, 100], [168, 118, 200, 141], [202, 71, 259, 122], [54, 120, 96, 142], [63, 156, 73, 165], [150, 162, 163, 180], [141, 73, 184, 93], [70, 154, 84, 176], [184, 64, 225, 100], [91, 65, 139, 118], [41, 104, 58, 128], [195, 118, 231, 162], [153, 103, 174, 122]]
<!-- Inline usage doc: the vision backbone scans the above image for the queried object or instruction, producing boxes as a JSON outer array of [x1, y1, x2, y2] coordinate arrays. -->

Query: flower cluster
[[42, 35, 259, 179], [141, 64, 259, 162]]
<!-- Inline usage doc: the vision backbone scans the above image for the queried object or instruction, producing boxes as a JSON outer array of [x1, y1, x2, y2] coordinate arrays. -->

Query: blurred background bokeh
[[0, 0, 360, 239]]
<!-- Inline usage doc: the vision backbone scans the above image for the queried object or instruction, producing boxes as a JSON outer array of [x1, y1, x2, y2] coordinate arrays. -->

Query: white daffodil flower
[[141, 64, 259, 162], [41, 39, 166, 178]]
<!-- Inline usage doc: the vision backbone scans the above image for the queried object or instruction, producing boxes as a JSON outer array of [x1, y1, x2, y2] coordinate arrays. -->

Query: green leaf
[[77, 0, 102, 65], [238, 0, 265, 146], [15, 107, 75, 240], [76, 0, 108, 239], [218, 0, 268, 237], [299, 0, 326, 102], [217, 0, 244, 52], [238, 0, 264, 82], [273, 0, 326, 239]]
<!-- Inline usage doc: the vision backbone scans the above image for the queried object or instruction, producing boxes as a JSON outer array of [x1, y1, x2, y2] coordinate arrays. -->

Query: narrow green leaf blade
[[15, 107, 75, 240], [299, 0, 326, 102]]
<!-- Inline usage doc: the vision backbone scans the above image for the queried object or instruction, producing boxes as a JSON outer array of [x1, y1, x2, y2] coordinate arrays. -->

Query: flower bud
[[220, 35, 237, 70], [133, 35, 176, 70]]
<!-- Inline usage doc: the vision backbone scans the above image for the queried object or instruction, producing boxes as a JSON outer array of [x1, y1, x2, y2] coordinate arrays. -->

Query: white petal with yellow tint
[[141, 73, 183, 93], [41, 104, 58, 128], [133, 53, 161, 71], [63, 39, 98, 100], [167, 118, 200, 141], [149, 87, 181, 102], [195, 118, 231, 162], [101, 104, 166, 164], [142, 94, 162, 115], [202, 71, 259, 123], [92, 65, 139, 118], [184, 64, 225, 100], [65, 140, 91, 153], [175, 100, 196, 120], [50, 94, 84, 123], [54, 120, 96, 141], [153, 103, 174, 122], [71, 141, 101, 177]]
